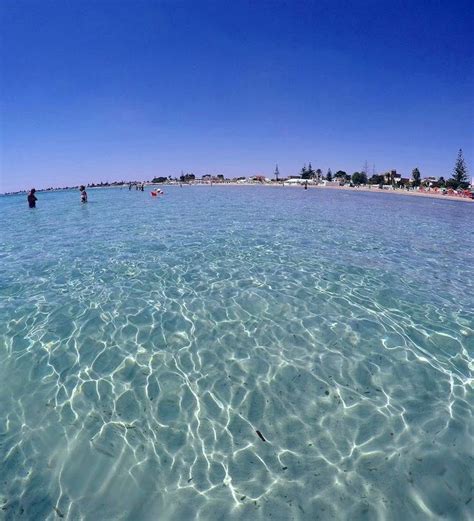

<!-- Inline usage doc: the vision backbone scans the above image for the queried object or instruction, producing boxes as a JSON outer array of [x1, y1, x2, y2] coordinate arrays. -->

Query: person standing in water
[[27, 188, 37, 208], [80, 185, 88, 203]]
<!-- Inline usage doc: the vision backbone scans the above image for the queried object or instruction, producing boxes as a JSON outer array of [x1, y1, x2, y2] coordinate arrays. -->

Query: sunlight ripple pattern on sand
[[0, 186, 473, 520]]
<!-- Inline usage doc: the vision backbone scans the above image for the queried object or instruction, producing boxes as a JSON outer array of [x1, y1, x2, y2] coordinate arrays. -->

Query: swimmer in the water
[[27, 188, 37, 208], [80, 185, 88, 203]]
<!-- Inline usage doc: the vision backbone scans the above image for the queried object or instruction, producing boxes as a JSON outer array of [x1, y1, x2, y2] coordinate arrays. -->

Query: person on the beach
[[80, 185, 88, 203], [27, 188, 37, 208]]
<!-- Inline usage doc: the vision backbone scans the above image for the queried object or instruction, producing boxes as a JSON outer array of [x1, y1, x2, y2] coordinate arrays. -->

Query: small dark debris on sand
[[256, 430, 266, 442]]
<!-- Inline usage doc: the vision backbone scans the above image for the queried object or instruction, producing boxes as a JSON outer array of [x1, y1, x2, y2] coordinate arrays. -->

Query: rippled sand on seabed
[[0, 186, 472, 521]]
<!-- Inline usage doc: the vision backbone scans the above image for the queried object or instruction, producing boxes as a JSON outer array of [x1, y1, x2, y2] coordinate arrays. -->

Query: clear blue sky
[[1, 0, 473, 192]]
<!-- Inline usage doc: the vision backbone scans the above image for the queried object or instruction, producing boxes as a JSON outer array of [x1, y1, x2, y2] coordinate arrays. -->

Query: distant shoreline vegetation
[[3, 149, 471, 196]]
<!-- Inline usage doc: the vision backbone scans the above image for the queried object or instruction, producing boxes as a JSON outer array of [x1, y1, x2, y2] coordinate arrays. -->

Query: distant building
[[383, 170, 401, 184], [249, 175, 266, 183]]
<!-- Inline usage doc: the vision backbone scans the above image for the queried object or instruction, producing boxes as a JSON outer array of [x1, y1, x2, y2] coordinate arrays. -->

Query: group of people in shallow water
[[129, 182, 145, 191], [27, 183, 165, 208], [27, 186, 87, 208], [128, 182, 164, 196]]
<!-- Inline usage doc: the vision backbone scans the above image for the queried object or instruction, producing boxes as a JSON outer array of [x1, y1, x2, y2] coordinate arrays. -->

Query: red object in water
[[151, 191, 157, 197]]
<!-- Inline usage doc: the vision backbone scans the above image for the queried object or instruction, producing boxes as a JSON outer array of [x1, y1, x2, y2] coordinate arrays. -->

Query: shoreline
[[297, 183, 474, 203], [4, 182, 473, 203], [179, 182, 474, 203]]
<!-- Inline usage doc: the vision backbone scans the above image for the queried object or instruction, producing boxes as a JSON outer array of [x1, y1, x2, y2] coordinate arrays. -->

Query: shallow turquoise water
[[0, 186, 473, 520]]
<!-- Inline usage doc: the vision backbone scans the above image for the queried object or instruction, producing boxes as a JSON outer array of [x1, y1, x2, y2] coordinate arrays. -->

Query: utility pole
[[363, 160, 369, 176], [274, 164, 280, 181]]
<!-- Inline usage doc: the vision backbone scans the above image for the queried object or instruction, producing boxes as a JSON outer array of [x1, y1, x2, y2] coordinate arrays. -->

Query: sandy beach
[[309, 183, 474, 203]]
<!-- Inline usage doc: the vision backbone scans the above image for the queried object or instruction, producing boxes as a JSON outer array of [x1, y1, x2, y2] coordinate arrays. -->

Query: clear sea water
[[0, 186, 472, 521]]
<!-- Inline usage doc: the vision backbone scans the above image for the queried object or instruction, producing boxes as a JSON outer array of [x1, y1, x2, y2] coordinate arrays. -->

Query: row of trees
[[151, 173, 196, 183], [284, 149, 469, 189], [152, 173, 225, 183], [412, 149, 469, 189], [300, 163, 323, 180], [291, 164, 370, 185], [150, 150, 469, 188]]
